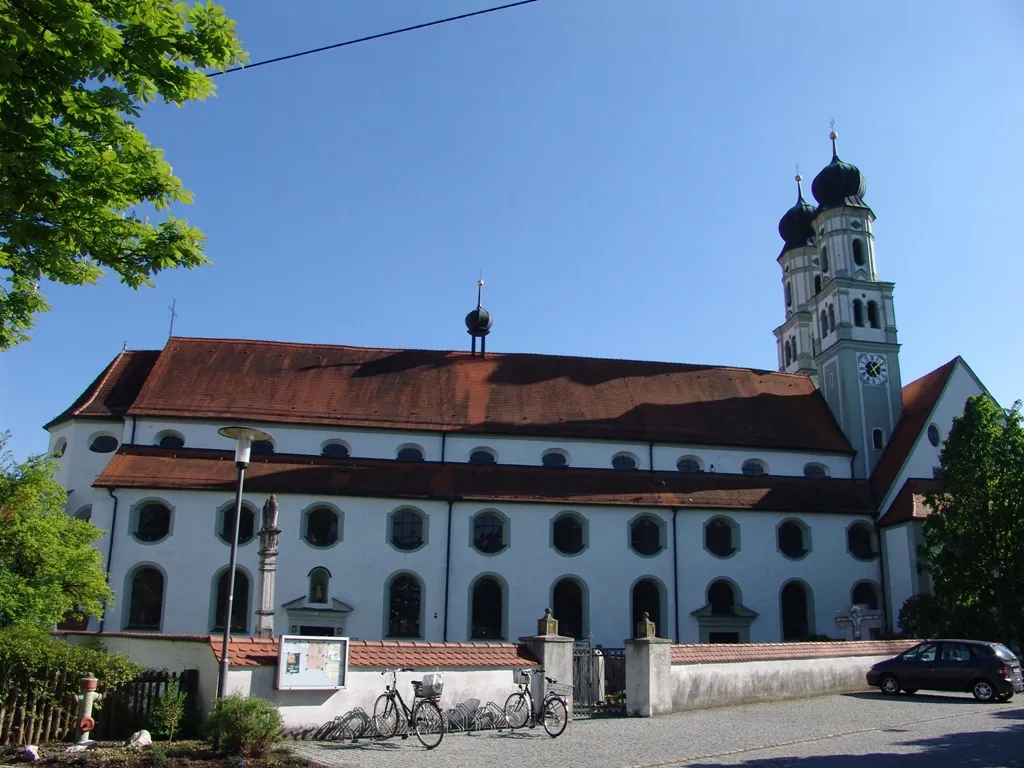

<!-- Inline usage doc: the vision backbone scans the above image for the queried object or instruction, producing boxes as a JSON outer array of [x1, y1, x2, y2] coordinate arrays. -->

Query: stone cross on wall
[[256, 494, 281, 639], [834, 604, 884, 641]]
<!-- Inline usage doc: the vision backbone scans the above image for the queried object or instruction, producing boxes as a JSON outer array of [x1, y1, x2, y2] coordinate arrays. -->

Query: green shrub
[[150, 678, 188, 741], [206, 693, 283, 757]]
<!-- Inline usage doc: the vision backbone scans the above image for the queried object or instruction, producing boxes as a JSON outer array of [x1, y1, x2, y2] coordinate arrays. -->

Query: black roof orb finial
[[811, 125, 868, 209], [465, 279, 492, 357], [777, 171, 816, 253]]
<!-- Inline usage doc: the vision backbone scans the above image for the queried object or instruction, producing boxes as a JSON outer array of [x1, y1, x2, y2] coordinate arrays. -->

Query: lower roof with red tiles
[[50, 336, 855, 454], [671, 639, 918, 665], [880, 478, 942, 528], [95, 445, 876, 515]]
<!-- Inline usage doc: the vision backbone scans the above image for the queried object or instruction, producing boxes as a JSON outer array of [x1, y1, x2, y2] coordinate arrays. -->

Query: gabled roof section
[[879, 478, 942, 528], [94, 445, 876, 515], [46, 350, 162, 429], [120, 336, 852, 453], [871, 357, 959, 507]]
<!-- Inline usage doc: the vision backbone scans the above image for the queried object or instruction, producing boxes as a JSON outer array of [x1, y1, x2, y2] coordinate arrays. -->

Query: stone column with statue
[[255, 494, 281, 639]]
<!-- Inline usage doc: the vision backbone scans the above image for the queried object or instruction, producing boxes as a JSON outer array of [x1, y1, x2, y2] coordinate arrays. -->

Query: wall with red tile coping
[[671, 640, 917, 665]]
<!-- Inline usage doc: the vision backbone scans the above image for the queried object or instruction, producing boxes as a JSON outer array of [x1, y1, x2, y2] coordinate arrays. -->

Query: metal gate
[[572, 639, 627, 719]]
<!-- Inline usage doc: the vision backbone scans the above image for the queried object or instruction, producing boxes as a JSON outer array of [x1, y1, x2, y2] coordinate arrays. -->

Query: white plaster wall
[[651, 445, 850, 479], [670, 654, 895, 711], [883, 524, 915, 630], [48, 419, 126, 516], [444, 434, 650, 471], [879, 360, 985, 516], [675, 510, 882, 643]]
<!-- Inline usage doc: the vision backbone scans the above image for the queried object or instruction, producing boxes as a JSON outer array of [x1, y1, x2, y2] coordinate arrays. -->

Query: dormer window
[[397, 445, 425, 462]]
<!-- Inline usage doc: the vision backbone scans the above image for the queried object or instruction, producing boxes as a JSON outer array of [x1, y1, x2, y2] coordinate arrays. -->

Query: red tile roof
[[879, 478, 941, 527], [671, 639, 918, 665], [871, 358, 958, 508], [98, 337, 852, 453], [347, 641, 537, 669], [209, 636, 280, 667], [94, 445, 876, 515], [45, 351, 162, 429]]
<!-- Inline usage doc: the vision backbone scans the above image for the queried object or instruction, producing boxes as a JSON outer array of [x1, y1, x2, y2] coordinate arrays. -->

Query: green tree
[[150, 677, 189, 741], [915, 395, 1024, 648], [0, 0, 246, 349], [0, 433, 113, 627]]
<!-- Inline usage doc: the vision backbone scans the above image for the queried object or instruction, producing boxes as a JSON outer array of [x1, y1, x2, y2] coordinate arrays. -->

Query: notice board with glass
[[276, 635, 349, 690]]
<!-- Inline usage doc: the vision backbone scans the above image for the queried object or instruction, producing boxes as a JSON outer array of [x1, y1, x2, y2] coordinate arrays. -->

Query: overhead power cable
[[209, 0, 539, 78]]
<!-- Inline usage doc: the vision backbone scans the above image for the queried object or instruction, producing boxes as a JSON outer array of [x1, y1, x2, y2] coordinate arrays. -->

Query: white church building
[[47, 134, 986, 647]]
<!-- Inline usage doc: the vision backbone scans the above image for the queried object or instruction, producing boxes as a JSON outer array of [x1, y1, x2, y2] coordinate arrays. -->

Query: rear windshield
[[993, 644, 1017, 662]]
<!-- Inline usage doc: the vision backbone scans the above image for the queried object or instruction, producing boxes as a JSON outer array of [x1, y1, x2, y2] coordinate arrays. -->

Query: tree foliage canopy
[[0, 0, 246, 349], [0, 433, 113, 628], [904, 395, 1024, 646]]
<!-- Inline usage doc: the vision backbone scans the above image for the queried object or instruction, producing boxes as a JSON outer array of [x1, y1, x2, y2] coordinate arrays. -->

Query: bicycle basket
[[515, 668, 532, 685], [419, 671, 444, 698]]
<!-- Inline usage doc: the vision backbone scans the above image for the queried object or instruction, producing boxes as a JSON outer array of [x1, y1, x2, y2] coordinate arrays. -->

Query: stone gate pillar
[[519, 609, 574, 715], [625, 612, 673, 716]]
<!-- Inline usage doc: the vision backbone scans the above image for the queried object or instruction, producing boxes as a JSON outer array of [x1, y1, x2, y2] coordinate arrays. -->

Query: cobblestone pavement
[[290, 691, 1024, 768]]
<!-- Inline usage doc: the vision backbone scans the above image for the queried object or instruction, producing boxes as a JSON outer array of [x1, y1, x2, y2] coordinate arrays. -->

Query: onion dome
[[811, 131, 867, 209], [465, 280, 492, 338], [778, 174, 816, 252]]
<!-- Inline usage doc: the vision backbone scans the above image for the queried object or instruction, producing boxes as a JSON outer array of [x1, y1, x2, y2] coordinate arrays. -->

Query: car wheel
[[880, 675, 901, 695], [903, 688, 918, 695], [971, 679, 996, 702]]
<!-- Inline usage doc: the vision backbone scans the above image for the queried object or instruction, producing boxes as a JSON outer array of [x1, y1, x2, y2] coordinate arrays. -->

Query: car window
[[993, 644, 1018, 662], [940, 643, 973, 662], [902, 643, 938, 662]]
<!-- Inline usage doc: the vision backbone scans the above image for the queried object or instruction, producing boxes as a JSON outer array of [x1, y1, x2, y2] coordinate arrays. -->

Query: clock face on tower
[[859, 353, 888, 385]]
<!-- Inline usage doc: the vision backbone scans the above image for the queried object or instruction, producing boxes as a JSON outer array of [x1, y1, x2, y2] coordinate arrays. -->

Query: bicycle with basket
[[503, 667, 569, 737], [372, 667, 446, 749]]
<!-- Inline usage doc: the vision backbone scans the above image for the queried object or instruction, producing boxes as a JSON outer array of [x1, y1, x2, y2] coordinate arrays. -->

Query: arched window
[[397, 445, 425, 462], [156, 431, 185, 450], [705, 517, 737, 558], [473, 511, 506, 554], [470, 576, 504, 640], [304, 506, 339, 547], [552, 578, 584, 640], [927, 424, 941, 447], [821, 246, 829, 273], [552, 513, 586, 555], [791, 336, 797, 354], [73, 505, 92, 522], [708, 580, 736, 615], [542, 450, 569, 468], [781, 581, 811, 641], [308, 567, 330, 604], [741, 459, 766, 476], [827, 304, 836, 332], [390, 508, 425, 551], [54, 437, 68, 458], [127, 567, 164, 630], [630, 515, 663, 556], [852, 238, 865, 266], [133, 502, 171, 542], [612, 453, 638, 471], [321, 442, 350, 459], [777, 520, 808, 559], [872, 428, 885, 450], [89, 434, 119, 453], [677, 456, 702, 473], [814, 275, 822, 294], [852, 300, 864, 327], [632, 579, 662, 637], [387, 573, 422, 638], [847, 523, 876, 560], [852, 581, 879, 609], [803, 463, 827, 479], [785, 281, 793, 307], [819, 310, 828, 338], [219, 503, 255, 545], [213, 568, 249, 633], [867, 300, 880, 328], [250, 440, 274, 455], [469, 448, 497, 465], [784, 340, 792, 366]]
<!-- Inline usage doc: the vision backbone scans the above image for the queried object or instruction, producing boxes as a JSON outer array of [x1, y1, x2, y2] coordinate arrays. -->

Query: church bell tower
[[774, 131, 903, 479]]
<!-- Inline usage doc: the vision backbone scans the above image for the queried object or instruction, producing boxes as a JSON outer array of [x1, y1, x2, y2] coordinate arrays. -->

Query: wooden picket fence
[[0, 669, 199, 746]]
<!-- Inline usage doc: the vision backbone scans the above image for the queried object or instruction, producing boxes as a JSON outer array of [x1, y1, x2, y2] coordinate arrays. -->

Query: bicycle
[[373, 667, 446, 749], [503, 667, 569, 737]]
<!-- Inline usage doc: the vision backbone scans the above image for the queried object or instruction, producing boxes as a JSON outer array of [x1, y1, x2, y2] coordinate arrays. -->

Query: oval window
[[803, 463, 827, 479], [677, 457, 702, 473], [251, 440, 274, 455], [741, 459, 766, 476], [469, 449, 497, 466], [542, 451, 568, 468], [397, 446, 425, 462], [552, 514, 585, 555], [158, 433, 185, 450], [89, 435, 119, 453], [927, 424, 940, 447], [322, 442, 350, 459], [612, 454, 637, 471]]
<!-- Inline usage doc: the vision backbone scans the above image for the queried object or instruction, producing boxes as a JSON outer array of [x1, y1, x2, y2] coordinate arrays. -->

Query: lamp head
[[217, 426, 272, 466]]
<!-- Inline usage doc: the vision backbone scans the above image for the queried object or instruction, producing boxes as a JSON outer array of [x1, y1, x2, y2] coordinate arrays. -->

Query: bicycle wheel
[[413, 699, 445, 749], [504, 691, 531, 730], [373, 693, 399, 739], [541, 695, 568, 738]]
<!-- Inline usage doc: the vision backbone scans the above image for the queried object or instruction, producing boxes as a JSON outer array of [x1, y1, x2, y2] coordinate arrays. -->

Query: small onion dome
[[778, 174, 816, 252], [811, 131, 867, 209], [465, 306, 492, 337]]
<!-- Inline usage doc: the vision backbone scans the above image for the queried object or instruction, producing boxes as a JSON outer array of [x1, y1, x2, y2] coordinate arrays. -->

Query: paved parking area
[[291, 691, 1024, 768]]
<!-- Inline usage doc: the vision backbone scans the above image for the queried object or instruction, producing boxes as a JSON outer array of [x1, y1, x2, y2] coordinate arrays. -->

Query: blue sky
[[3, 0, 1023, 460]]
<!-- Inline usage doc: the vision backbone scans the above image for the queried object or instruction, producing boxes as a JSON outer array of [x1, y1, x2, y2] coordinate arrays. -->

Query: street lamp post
[[216, 426, 272, 700]]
